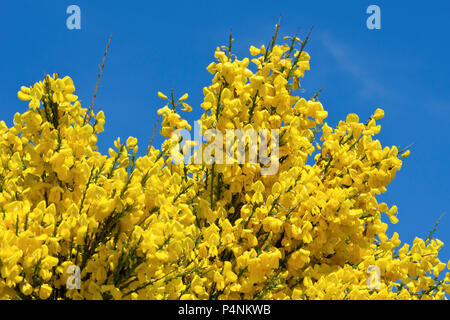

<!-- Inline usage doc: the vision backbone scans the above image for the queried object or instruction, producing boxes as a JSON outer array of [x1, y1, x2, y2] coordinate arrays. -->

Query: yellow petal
[[373, 108, 385, 120], [400, 150, 410, 158], [17, 91, 31, 101], [180, 103, 192, 112], [389, 215, 399, 224], [178, 93, 189, 101], [346, 113, 359, 123], [249, 46, 261, 56], [157, 91, 168, 100]]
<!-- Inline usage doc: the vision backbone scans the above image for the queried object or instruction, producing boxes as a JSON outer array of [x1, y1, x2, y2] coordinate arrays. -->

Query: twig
[[310, 87, 324, 101], [286, 27, 313, 81], [425, 212, 446, 244], [398, 142, 416, 155], [227, 28, 233, 59], [85, 32, 113, 125], [147, 115, 160, 155]]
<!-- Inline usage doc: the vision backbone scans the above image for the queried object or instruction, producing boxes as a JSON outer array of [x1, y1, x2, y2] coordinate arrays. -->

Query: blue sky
[[1, 1, 449, 263]]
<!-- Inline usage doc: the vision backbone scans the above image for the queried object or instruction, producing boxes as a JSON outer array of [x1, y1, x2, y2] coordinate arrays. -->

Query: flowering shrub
[[1, 30, 449, 300]]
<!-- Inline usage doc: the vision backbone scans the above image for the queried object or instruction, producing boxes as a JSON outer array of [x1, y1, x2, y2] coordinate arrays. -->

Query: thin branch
[[287, 27, 313, 81], [147, 115, 160, 155], [398, 142, 416, 155], [425, 212, 446, 244], [85, 32, 113, 125], [310, 87, 324, 101], [227, 28, 233, 59], [264, 16, 282, 62]]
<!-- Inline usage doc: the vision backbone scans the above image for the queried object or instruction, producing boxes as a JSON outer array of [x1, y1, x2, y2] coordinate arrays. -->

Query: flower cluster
[[0, 30, 449, 300]]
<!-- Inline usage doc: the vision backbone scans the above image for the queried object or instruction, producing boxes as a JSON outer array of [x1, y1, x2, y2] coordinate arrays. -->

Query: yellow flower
[[401, 150, 410, 157], [39, 284, 53, 300], [1, 29, 445, 301], [21, 282, 34, 296], [249, 46, 261, 56], [346, 113, 359, 123], [126, 136, 138, 150], [180, 102, 192, 112], [373, 108, 385, 120], [17, 84, 42, 109], [158, 91, 168, 100], [178, 93, 189, 101]]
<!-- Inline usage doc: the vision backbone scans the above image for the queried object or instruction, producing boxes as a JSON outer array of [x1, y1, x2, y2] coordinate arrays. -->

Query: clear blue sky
[[1, 1, 449, 263]]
